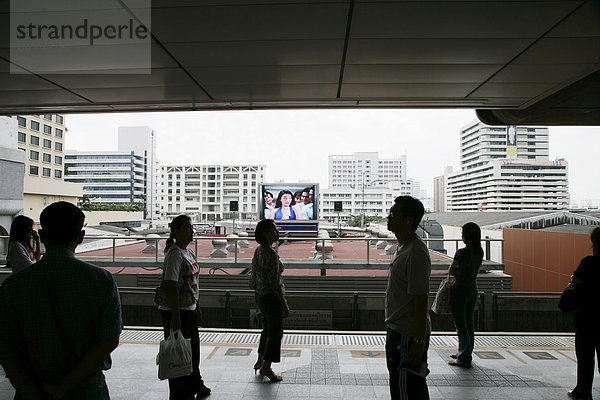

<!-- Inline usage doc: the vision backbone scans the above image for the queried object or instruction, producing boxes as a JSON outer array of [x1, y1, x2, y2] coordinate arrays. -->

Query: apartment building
[[159, 165, 265, 221], [328, 152, 407, 188], [13, 114, 82, 221], [445, 121, 569, 211]]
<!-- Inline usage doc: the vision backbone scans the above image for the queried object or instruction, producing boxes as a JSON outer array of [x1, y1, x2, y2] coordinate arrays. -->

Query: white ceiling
[[0, 0, 599, 124]]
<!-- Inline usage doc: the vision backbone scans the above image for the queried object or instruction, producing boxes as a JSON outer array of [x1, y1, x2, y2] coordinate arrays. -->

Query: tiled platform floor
[[1, 332, 599, 400]]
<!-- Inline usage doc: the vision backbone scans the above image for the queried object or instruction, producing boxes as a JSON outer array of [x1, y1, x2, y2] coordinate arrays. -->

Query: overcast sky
[[65, 110, 600, 206]]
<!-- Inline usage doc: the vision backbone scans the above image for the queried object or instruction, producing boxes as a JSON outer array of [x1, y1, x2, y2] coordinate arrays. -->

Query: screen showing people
[[260, 184, 317, 221]]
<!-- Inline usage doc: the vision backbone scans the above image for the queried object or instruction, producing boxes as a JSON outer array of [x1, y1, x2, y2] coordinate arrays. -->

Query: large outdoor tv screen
[[259, 184, 318, 221]]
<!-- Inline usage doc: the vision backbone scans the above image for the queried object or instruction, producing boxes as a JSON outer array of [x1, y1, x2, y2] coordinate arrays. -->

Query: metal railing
[[0, 235, 504, 267]]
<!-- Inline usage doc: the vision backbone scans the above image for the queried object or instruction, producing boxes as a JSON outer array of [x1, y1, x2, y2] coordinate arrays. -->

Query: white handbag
[[431, 275, 453, 314], [156, 329, 193, 380]]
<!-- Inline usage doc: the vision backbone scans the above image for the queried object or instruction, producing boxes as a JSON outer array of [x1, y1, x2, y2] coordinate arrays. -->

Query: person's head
[[275, 190, 295, 208], [309, 188, 314, 202], [165, 214, 193, 252], [302, 188, 312, 204], [294, 190, 303, 204], [387, 196, 424, 234], [591, 227, 600, 256], [462, 222, 482, 248], [9, 215, 35, 250], [255, 219, 279, 246], [39, 201, 85, 249], [264, 191, 273, 204]]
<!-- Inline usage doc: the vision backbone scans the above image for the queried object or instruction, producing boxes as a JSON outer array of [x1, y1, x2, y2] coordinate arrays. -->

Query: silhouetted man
[[385, 196, 431, 400], [0, 201, 123, 399]]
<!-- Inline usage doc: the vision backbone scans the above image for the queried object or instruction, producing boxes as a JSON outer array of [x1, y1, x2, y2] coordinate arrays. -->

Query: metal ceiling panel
[[187, 65, 340, 85], [162, 40, 345, 66], [350, 1, 580, 39], [487, 63, 599, 83], [201, 83, 339, 100], [340, 83, 479, 98], [72, 86, 211, 102], [468, 82, 559, 98], [343, 64, 503, 83], [38, 68, 195, 89], [547, 0, 600, 37], [345, 38, 534, 64]]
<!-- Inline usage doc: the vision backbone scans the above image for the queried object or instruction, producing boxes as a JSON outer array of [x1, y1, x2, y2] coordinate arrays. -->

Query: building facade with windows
[[64, 126, 158, 220], [328, 152, 407, 188], [159, 165, 265, 221], [445, 121, 569, 211], [12, 114, 82, 221], [320, 181, 416, 221]]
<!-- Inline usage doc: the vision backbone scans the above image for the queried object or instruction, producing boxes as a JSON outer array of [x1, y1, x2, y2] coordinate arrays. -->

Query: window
[[55, 142, 63, 151], [43, 114, 52, 120], [29, 150, 39, 160], [54, 169, 62, 178], [18, 132, 26, 142], [29, 166, 38, 175], [55, 128, 63, 138], [43, 125, 52, 134], [17, 116, 26, 127], [42, 167, 51, 177], [43, 139, 52, 148], [30, 120, 39, 131], [54, 155, 62, 165], [30, 135, 39, 146], [43, 153, 51, 163], [56, 115, 63, 124]]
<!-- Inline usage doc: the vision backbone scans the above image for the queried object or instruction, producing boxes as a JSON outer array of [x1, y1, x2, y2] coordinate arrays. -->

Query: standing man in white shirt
[[385, 196, 431, 400]]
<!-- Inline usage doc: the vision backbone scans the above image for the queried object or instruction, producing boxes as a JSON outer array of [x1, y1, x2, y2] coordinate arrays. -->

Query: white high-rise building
[[64, 126, 158, 220], [446, 121, 569, 211], [433, 166, 453, 212], [159, 165, 265, 221], [328, 152, 407, 188]]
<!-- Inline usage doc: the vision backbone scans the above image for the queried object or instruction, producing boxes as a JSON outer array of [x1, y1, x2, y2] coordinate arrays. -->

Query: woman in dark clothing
[[568, 227, 600, 400], [251, 219, 289, 382], [448, 222, 484, 368], [7, 215, 41, 273]]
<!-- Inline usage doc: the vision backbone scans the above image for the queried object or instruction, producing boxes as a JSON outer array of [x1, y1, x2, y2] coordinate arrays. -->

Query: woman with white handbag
[[158, 215, 211, 399], [448, 222, 483, 368]]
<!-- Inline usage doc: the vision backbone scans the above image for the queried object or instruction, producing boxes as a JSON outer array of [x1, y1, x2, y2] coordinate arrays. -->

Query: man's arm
[[1, 357, 46, 400], [407, 294, 428, 365], [43, 336, 119, 400]]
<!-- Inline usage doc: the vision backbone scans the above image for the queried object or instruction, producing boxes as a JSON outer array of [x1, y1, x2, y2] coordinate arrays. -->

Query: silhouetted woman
[[448, 222, 483, 368], [251, 219, 289, 382], [568, 227, 600, 400], [7, 215, 41, 273], [159, 215, 211, 399]]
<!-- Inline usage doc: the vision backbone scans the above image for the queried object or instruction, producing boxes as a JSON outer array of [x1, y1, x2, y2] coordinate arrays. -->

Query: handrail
[[0, 235, 504, 266]]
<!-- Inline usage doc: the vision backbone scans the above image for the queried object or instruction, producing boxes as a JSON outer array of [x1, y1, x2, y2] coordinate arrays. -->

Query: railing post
[[112, 238, 116, 262], [501, 239, 505, 263], [366, 239, 370, 265], [352, 292, 359, 330], [485, 237, 491, 261], [320, 239, 326, 276], [155, 238, 159, 262], [225, 290, 231, 328], [194, 237, 198, 257], [234, 238, 238, 264]]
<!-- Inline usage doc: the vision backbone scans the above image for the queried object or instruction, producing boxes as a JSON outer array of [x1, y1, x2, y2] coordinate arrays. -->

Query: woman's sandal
[[259, 367, 283, 382], [253, 360, 264, 375]]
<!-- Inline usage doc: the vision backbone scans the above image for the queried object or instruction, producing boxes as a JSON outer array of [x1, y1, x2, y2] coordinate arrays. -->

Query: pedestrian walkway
[[1, 330, 598, 399]]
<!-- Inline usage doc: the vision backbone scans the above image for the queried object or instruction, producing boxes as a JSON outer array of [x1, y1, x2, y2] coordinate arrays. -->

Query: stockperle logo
[[10, 0, 151, 74]]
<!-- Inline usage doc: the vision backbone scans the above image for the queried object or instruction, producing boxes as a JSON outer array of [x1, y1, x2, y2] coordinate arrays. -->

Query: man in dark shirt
[[0, 202, 123, 400]]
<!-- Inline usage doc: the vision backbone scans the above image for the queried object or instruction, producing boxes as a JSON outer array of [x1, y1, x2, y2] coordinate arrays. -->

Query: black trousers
[[574, 325, 600, 398], [385, 328, 430, 400], [256, 293, 283, 363], [161, 309, 206, 400]]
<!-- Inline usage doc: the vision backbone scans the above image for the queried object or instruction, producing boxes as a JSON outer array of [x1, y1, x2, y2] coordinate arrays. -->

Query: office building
[[433, 166, 453, 212], [328, 152, 407, 188], [446, 121, 569, 211], [12, 114, 82, 221], [64, 126, 158, 220], [159, 164, 265, 221]]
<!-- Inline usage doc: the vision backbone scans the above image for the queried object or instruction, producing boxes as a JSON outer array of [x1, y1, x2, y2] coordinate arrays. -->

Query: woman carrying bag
[[448, 222, 483, 368], [251, 219, 289, 382], [158, 215, 211, 399]]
